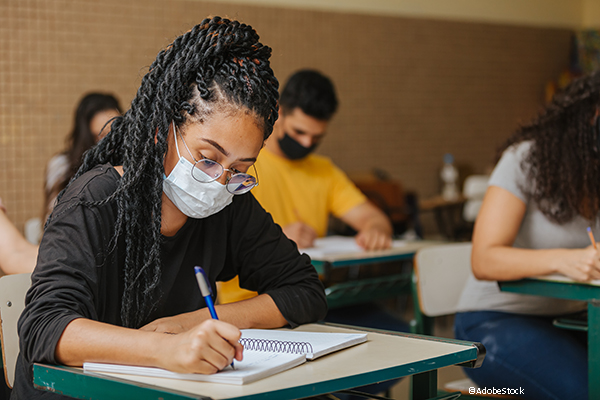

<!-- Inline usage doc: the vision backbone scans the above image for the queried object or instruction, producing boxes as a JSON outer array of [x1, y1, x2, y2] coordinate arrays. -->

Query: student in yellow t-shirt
[[219, 70, 393, 303]]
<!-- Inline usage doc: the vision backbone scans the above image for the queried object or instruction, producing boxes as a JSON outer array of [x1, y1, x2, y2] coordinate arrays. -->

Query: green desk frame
[[500, 278, 600, 400], [33, 325, 485, 400], [311, 240, 443, 309]]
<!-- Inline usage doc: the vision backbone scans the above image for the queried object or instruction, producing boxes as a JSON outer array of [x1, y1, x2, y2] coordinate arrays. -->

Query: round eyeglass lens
[[227, 174, 257, 194], [192, 159, 223, 182]]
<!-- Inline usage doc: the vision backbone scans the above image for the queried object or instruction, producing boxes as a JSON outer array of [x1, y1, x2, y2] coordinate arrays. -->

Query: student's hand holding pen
[[550, 246, 600, 282], [156, 319, 243, 375]]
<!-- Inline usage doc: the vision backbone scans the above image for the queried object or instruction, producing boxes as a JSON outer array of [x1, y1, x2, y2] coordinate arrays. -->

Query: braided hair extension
[[497, 70, 600, 224], [55, 17, 279, 328]]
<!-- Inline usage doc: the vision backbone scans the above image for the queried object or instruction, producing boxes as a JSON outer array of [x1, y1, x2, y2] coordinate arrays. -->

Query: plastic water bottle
[[441, 153, 459, 200]]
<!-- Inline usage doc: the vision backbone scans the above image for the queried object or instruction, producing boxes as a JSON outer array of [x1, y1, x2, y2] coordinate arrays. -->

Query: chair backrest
[[414, 243, 472, 317], [0, 273, 31, 388]]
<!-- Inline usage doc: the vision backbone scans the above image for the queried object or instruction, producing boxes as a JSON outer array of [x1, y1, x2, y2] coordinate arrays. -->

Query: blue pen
[[194, 266, 234, 369]]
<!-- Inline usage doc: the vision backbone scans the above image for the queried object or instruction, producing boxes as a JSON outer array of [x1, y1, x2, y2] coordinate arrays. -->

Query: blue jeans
[[454, 311, 587, 400], [323, 303, 409, 400]]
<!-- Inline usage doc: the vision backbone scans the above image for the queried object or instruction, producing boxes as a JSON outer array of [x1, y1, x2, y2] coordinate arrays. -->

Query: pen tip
[[588, 227, 592, 232]]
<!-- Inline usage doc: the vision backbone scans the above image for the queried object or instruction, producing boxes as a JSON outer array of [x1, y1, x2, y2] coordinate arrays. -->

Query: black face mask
[[278, 132, 318, 160]]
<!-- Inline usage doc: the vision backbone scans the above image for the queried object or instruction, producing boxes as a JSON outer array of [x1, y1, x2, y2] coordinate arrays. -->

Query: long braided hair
[[497, 70, 600, 224], [60, 17, 279, 328]]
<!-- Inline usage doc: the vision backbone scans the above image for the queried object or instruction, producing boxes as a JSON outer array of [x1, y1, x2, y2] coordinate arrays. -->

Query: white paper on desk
[[299, 235, 406, 259], [84, 350, 306, 385]]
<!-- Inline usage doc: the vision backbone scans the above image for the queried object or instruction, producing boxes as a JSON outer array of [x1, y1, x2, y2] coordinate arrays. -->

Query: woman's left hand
[[140, 312, 199, 334]]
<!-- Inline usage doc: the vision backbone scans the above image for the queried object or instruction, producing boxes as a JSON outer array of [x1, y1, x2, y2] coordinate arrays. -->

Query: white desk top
[[78, 324, 478, 400]]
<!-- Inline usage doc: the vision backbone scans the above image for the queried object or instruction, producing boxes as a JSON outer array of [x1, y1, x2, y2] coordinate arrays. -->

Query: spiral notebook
[[83, 329, 367, 385]]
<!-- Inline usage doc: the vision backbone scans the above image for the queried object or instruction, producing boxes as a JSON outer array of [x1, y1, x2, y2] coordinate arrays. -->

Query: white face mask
[[163, 124, 233, 219]]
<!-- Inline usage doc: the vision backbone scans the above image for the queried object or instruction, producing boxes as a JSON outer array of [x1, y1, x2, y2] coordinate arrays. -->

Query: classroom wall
[[583, 0, 600, 28], [0, 0, 572, 237], [214, 0, 584, 28]]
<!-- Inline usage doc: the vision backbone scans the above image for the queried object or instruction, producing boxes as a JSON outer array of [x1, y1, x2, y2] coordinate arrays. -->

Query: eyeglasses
[[176, 125, 259, 195]]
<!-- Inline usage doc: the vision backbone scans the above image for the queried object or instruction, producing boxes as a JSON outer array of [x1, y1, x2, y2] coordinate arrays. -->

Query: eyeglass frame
[[173, 123, 259, 195]]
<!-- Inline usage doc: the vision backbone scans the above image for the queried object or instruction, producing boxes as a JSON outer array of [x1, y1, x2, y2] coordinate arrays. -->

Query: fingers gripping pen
[[194, 266, 234, 369]]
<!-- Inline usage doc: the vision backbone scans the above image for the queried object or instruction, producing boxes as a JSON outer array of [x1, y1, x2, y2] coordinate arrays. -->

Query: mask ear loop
[[172, 121, 183, 159]]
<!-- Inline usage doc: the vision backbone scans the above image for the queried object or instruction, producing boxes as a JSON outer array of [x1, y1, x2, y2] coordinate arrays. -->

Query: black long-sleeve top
[[11, 164, 327, 399]]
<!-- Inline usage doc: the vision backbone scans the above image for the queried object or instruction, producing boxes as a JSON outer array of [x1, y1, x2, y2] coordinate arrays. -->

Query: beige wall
[[583, 0, 600, 28], [0, 0, 572, 237], [211, 0, 585, 28]]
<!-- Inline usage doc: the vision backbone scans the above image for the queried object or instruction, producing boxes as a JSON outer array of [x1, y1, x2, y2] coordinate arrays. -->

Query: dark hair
[[279, 69, 338, 120], [497, 70, 600, 224], [45, 93, 121, 214], [57, 17, 279, 328]]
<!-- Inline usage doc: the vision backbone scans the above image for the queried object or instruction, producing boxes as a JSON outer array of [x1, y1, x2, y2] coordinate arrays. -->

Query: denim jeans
[[454, 311, 587, 400]]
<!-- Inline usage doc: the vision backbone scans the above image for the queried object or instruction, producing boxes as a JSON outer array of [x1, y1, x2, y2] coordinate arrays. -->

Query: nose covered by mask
[[163, 124, 233, 219], [278, 132, 319, 160]]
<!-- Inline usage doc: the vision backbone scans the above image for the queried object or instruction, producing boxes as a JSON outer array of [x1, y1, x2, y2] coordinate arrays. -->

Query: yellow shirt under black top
[[218, 147, 367, 304]]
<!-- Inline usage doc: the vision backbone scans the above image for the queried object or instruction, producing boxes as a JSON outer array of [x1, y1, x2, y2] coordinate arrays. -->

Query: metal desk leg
[[589, 301, 600, 400], [411, 370, 437, 400]]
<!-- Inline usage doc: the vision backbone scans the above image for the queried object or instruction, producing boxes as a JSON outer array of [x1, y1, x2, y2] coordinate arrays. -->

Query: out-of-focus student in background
[[454, 72, 600, 400], [255, 69, 392, 251], [44, 93, 122, 217], [0, 92, 121, 275]]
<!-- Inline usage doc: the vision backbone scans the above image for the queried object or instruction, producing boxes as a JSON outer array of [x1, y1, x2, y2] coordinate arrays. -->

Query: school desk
[[308, 238, 444, 308], [500, 275, 600, 400], [33, 323, 485, 400]]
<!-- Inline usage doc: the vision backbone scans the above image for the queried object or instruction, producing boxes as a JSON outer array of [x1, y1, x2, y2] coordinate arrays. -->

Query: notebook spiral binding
[[239, 337, 314, 355]]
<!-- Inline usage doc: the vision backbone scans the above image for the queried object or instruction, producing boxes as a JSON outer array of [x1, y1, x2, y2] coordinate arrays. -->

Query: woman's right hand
[[157, 319, 243, 374], [553, 245, 600, 282]]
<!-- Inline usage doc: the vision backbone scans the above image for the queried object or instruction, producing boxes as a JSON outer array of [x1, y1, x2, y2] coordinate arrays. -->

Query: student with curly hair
[[12, 17, 327, 399], [454, 72, 600, 400]]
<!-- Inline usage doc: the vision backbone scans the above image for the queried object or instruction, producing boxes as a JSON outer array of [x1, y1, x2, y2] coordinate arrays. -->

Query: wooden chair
[[0, 273, 31, 389], [412, 243, 518, 399]]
